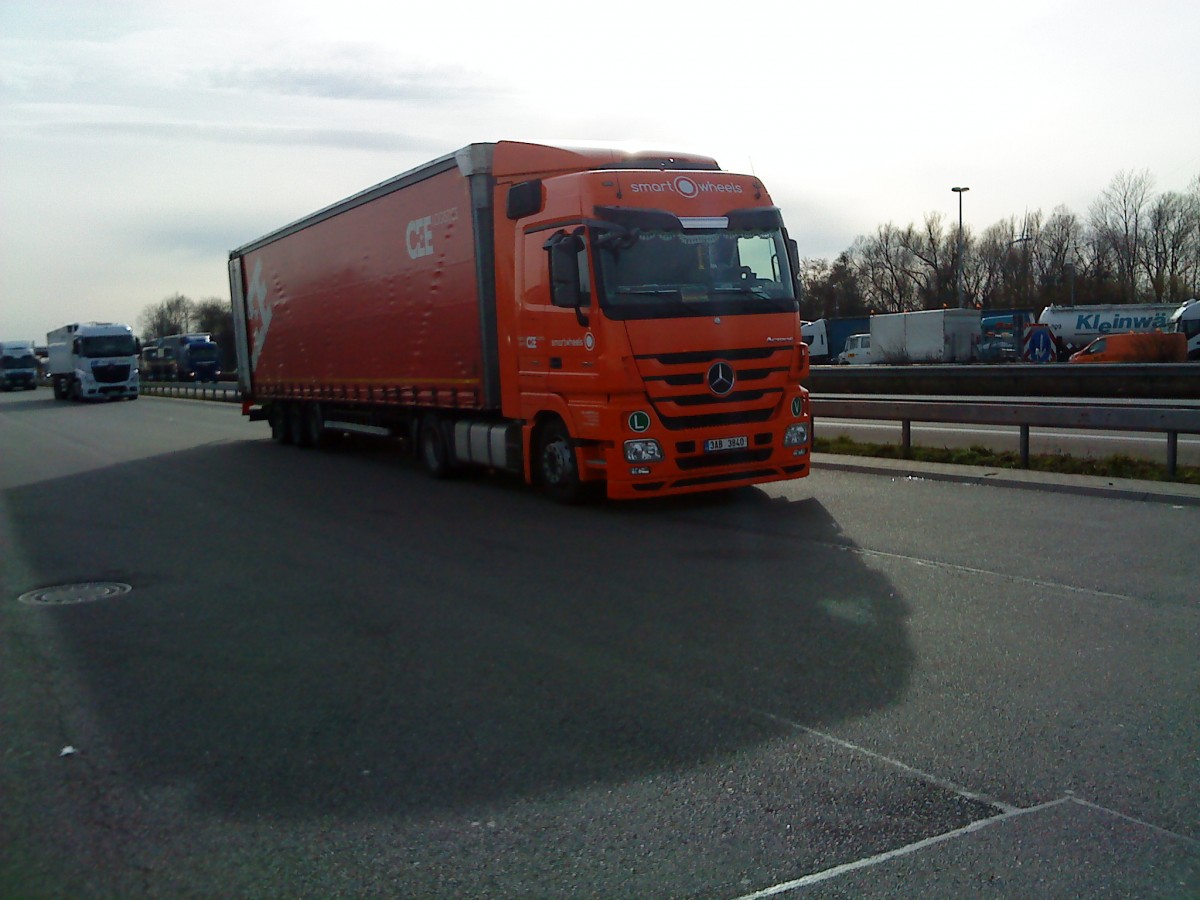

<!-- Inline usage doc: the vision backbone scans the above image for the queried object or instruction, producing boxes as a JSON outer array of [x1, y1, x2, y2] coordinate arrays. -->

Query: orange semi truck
[[228, 141, 811, 502]]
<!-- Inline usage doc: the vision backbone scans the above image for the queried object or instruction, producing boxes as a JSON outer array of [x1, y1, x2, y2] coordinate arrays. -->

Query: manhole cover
[[18, 583, 132, 606]]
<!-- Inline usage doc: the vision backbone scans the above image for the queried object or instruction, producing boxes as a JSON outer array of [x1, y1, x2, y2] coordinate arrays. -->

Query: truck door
[[517, 227, 599, 399]]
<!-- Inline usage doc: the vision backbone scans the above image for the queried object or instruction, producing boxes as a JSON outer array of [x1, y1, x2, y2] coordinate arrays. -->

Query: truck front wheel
[[538, 420, 585, 504]]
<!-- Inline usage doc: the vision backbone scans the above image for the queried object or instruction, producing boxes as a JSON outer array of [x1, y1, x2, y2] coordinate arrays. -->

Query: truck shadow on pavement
[[7, 439, 914, 820]]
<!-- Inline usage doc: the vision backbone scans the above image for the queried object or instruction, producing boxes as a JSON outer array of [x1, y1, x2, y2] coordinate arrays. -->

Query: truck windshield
[[2, 354, 37, 369], [593, 226, 797, 321], [79, 335, 136, 357], [187, 344, 219, 362]]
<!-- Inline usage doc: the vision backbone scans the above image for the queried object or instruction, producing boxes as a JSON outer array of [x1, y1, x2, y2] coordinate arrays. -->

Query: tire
[[69, 378, 82, 401], [269, 403, 291, 444], [52, 377, 66, 400], [302, 403, 326, 449], [288, 402, 312, 447], [537, 419, 585, 504], [419, 415, 454, 478]]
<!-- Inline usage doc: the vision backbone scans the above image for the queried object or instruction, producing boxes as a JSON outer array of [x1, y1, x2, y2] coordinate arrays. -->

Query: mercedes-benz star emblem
[[707, 361, 735, 396]]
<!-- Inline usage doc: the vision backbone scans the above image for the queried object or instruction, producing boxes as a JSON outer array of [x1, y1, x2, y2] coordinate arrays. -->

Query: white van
[[837, 333, 872, 365]]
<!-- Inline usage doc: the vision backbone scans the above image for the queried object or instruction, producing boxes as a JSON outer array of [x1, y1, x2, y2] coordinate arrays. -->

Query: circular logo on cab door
[[706, 361, 735, 396], [674, 176, 699, 198], [584, 332, 595, 351]]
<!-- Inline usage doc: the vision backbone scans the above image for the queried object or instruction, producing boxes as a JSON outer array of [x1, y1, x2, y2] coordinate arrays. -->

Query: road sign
[[1023, 324, 1057, 363]]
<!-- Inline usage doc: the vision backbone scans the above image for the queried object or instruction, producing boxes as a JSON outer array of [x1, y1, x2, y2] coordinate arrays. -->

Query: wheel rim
[[543, 440, 570, 485]]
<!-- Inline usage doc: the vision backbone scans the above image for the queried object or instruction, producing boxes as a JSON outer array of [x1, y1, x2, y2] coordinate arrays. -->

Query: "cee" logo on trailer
[[406, 216, 434, 259]]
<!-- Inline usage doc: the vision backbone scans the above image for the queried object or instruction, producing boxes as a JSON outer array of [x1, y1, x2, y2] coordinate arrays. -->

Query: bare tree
[[799, 253, 866, 319], [797, 166, 1197, 315], [1037, 206, 1086, 305], [1089, 169, 1154, 303], [193, 298, 230, 336], [851, 224, 922, 313], [138, 293, 195, 340], [194, 297, 237, 372], [899, 212, 952, 307], [1141, 187, 1200, 302]]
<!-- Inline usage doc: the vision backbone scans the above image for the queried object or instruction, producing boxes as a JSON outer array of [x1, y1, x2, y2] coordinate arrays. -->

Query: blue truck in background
[[151, 333, 222, 382]]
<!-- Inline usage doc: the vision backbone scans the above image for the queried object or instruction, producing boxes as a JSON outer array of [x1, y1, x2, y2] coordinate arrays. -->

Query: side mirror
[[545, 230, 585, 312], [787, 238, 801, 288]]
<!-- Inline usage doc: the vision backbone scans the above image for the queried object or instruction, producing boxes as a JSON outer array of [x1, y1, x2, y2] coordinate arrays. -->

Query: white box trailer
[[869, 309, 981, 363]]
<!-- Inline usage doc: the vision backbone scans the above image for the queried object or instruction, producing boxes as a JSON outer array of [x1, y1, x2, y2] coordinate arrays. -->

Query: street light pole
[[952, 186, 969, 308]]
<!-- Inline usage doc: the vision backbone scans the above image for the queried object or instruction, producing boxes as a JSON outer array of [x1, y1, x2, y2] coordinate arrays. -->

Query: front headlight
[[784, 423, 809, 447], [624, 439, 663, 463]]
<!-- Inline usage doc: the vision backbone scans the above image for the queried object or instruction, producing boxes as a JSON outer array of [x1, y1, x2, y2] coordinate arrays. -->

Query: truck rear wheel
[[288, 402, 312, 447], [269, 404, 291, 443], [538, 420, 585, 504], [302, 403, 327, 448], [419, 415, 454, 478]]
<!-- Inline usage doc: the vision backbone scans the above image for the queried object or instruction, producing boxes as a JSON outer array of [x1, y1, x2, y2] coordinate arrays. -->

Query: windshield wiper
[[712, 286, 772, 299], [615, 287, 680, 296]]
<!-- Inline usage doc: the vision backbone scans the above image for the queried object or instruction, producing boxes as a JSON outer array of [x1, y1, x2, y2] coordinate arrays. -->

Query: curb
[[812, 453, 1200, 507]]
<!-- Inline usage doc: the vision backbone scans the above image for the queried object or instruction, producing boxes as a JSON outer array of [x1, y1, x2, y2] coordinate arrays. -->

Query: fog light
[[784, 423, 809, 447], [624, 439, 663, 463]]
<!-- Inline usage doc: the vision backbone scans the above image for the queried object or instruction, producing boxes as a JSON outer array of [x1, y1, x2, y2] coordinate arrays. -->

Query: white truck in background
[[836, 333, 872, 365], [47, 322, 139, 401], [1037, 303, 1178, 355], [1168, 299, 1200, 360], [0, 340, 39, 391], [869, 308, 981, 364]]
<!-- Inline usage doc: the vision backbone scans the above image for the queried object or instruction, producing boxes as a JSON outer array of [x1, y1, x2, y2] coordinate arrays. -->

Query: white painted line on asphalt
[[729, 797, 1074, 899], [1066, 794, 1200, 848], [756, 712, 1019, 814], [851, 545, 1144, 605]]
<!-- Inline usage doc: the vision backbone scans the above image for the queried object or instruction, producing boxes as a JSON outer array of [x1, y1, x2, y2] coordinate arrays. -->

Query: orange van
[[1068, 331, 1187, 363]]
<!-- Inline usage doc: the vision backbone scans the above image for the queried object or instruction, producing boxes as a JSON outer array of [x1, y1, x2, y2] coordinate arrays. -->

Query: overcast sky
[[2, 0, 1197, 341]]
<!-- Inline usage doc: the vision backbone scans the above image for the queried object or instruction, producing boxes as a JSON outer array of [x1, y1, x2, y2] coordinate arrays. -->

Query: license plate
[[704, 435, 748, 453]]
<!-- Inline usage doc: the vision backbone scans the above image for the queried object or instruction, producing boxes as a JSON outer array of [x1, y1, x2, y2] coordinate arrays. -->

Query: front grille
[[634, 345, 793, 431], [93, 364, 131, 384]]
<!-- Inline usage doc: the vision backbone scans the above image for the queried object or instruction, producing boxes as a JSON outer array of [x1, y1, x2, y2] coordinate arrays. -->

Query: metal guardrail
[[141, 383, 241, 403], [141, 382, 1200, 477], [808, 362, 1198, 400], [812, 396, 1200, 476]]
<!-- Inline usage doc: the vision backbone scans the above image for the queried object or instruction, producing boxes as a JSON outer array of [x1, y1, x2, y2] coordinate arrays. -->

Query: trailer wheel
[[269, 403, 291, 443], [288, 402, 313, 447], [302, 403, 327, 448], [419, 415, 453, 478], [52, 377, 67, 400], [69, 378, 82, 401], [538, 419, 585, 504]]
